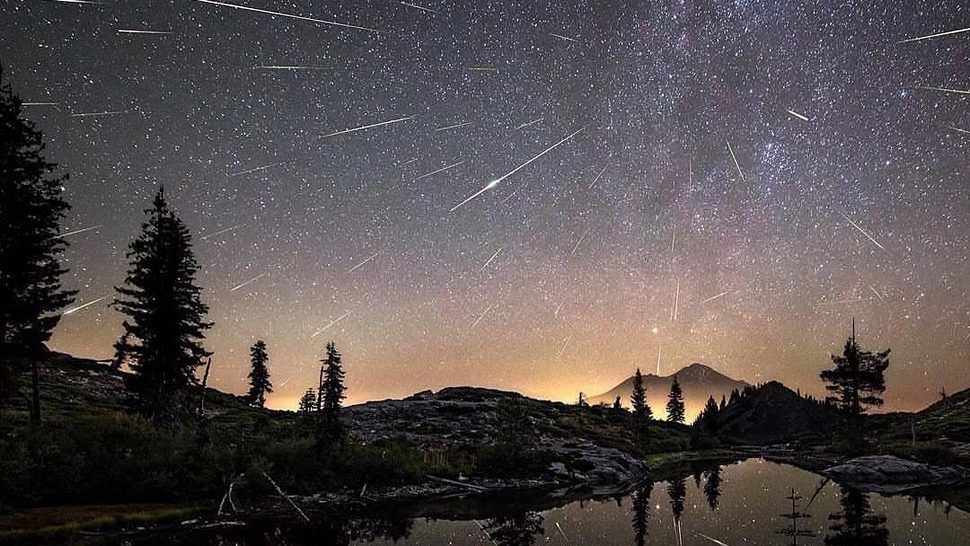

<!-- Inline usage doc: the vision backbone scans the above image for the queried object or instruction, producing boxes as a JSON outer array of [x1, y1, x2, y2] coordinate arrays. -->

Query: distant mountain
[[706, 381, 839, 445], [588, 363, 749, 421]]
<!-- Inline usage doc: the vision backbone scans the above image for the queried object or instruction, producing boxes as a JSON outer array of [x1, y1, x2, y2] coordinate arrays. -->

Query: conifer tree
[[820, 322, 890, 417], [318, 341, 346, 444], [0, 65, 76, 423], [630, 368, 653, 420], [246, 340, 272, 408], [666, 375, 685, 423], [113, 188, 211, 423], [612, 396, 622, 410], [298, 388, 317, 414]]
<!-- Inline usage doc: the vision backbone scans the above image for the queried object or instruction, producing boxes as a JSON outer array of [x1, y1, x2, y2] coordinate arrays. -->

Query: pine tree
[[318, 341, 346, 444], [666, 375, 685, 423], [298, 388, 317, 414], [110, 330, 131, 371], [696, 396, 720, 431], [0, 65, 76, 423], [612, 396, 622, 410], [246, 340, 272, 408], [820, 321, 890, 417], [630, 368, 653, 421], [113, 188, 211, 423]]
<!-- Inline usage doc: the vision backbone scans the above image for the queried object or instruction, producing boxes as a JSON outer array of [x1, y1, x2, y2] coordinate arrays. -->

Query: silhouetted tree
[[825, 487, 888, 546], [317, 341, 346, 445], [703, 467, 722, 510], [0, 65, 75, 423], [299, 388, 317, 414], [695, 396, 720, 432], [820, 322, 890, 417], [110, 330, 132, 371], [631, 367, 653, 420], [666, 375, 685, 423], [113, 188, 212, 424], [613, 395, 622, 410], [246, 340, 272, 408], [719, 395, 727, 410], [577, 391, 588, 406], [668, 477, 687, 521], [483, 512, 544, 546], [631, 482, 653, 546]]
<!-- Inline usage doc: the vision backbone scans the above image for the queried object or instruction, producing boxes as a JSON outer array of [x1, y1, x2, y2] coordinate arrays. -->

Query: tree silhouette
[[666, 375, 685, 423], [631, 368, 653, 420], [695, 395, 720, 432], [825, 487, 888, 546], [631, 482, 653, 546], [820, 322, 890, 417], [0, 65, 75, 423], [703, 467, 722, 510], [483, 512, 544, 546], [668, 477, 687, 521], [113, 188, 211, 424], [298, 388, 317, 414], [246, 340, 272, 408], [612, 395, 622, 409], [317, 341, 346, 446]]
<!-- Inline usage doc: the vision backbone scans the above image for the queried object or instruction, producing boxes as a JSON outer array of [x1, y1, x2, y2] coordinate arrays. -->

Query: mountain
[[706, 381, 839, 444], [588, 363, 749, 421]]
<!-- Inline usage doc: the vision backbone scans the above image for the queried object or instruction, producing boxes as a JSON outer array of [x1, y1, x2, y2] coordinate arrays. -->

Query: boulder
[[823, 455, 965, 493]]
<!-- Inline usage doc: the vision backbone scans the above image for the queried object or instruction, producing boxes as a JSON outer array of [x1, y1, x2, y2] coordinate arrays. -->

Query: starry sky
[[2, 0, 967, 410]]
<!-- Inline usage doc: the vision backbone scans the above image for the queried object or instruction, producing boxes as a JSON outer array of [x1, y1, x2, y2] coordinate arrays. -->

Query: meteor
[[194, 0, 380, 32], [587, 164, 609, 190], [346, 252, 380, 273], [869, 285, 887, 303], [56, 225, 100, 238], [412, 160, 466, 182], [656, 345, 661, 375], [471, 304, 493, 329], [670, 278, 681, 322], [554, 300, 566, 317], [899, 27, 970, 43], [841, 213, 886, 251], [555, 522, 568, 539], [254, 65, 331, 71], [310, 311, 351, 338], [913, 85, 970, 95], [570, 229, 589, 257], [22, 102, 59, 107], [450, 128, 584, 212], [46, 0, 102, 4], [117, 29, 172, 35], [63, 296, 108, 316], [946, 125, 970, 135], [549, 33, 578, 43], [787, 108, 809, 121], [229, 163, 280, 177], [398, 1, 439, 13], [200, 224, 243, 240], [320, 115, 413, 139], [696, 532, 730, 546], [557, 334, 572, 358], [479, 247, 503, 273], [726, 140, 745, 182], [514, 117, 542, 130], [466, 67, 499, 73], [229, 273, 267, 292], [433, 121, 474, 132], [700, 290, 731, 304], [70, 110, 128, 117]]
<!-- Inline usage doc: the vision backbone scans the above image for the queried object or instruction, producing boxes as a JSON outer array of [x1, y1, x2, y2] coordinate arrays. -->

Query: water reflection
[[631, 482, 653, 546], [482, 512, 544, 546], [825, 487, 889, 546]]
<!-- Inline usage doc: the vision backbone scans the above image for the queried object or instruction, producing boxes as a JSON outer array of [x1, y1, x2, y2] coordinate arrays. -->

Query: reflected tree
[[484, 511, 544, 546], [631, 482, 654, 546], [703, 467, 722, 511], [668, 478, 687, 521], [825, 487, 888, 546]]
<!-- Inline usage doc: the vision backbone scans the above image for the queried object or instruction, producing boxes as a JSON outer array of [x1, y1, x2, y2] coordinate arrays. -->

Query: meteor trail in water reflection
[[450, 128, 583, 212]]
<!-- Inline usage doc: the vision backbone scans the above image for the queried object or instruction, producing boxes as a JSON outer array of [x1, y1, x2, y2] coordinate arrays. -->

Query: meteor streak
[[254, 65, 331, 71], [869, 285, 886, 303], [346, 252, 380, 273], [570, 229, 589, 257], [200, 224, 243, 240], [56, 225, 100, 238], [700, 290, 730, 304], [913, 85, 970, 95], [433, 121, 474, 132], [46, 0, 102, 4], [549, 33, 578, 43], [398, 1, 438, 13], [320, 116, 413, 139], [787, 109, 809, 121], [22, 102, 59, 107], [229, 273, 267, 292], [117, 29, 172, 35], [412, 160, 466, 182], [479, 248, 503, 273], [450, 128, 583, 212], [670, 278, 681, 321], [70, 110, 128, 117], [841, 213, 886, 251], [471, 304, 493, 329], [726, 140, 745, 182], [587, 164, 609, 190], [195, 0, 380, 32], [229, 163, 280, 177], [557, 334, 572, 358], [514, 117, 542, 130], [466, 67, 499, 72], [311, 312, 351, 337], [899, 27, 970, 43], [63, 296, 107, 316], [946, 125, 970, 135], [696, 532, 731, 546]]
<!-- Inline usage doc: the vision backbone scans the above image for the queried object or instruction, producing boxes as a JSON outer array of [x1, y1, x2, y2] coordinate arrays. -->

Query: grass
[[0, 503, 203, 541]]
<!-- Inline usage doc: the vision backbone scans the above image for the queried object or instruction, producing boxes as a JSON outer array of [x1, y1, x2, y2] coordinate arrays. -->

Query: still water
[[148, 458, 970, 545]]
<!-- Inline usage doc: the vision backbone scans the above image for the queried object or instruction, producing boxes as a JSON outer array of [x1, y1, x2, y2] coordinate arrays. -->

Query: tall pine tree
[[113, 188, 211, 423], [630, 368, 653, 420], [246, 340, 272, 408], [0, 65, 75, 423], [318, 341, 346, 445], [820, 321, 890, 417], [666, 375, 685, 423]]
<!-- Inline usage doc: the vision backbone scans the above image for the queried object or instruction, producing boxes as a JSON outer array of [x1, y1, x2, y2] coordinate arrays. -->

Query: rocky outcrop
[[823, 455, 966, 493]]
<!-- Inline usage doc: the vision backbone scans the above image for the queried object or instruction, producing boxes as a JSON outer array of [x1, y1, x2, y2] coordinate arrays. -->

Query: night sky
[[2, 0, 967, 410]]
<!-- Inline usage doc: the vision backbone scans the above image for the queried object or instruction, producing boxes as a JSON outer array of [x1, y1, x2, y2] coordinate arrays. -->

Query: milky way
[[2, 1, 967, 409]]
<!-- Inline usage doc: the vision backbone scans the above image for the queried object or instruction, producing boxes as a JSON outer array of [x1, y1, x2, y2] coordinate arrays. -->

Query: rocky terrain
[[823, 455, 966, 493], [704, 381, 839, 444]]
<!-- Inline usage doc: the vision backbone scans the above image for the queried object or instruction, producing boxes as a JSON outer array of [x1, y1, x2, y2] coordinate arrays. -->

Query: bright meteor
[[229, 273, 267, 292], [413, 160, 466, 182], [726, 140, 745, 182], [841, 213, 886, 251], [346, 252, 380, 274], [194, 0, 380, 33], [310, 312, 351, 338], [63, 296, 108, 316], [320, 116, 413, 139], [899, 27, 970, 43], [56, 225, 101, 239], [450, 128, 584, 212], [787, 109, 809, 121]]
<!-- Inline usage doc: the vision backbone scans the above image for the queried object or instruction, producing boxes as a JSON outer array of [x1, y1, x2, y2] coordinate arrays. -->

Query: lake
[[136, 458, 970, 545]]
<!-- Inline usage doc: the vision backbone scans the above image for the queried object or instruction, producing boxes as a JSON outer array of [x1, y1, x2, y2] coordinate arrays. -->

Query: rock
[[823, 455, 965, 493]]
